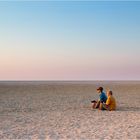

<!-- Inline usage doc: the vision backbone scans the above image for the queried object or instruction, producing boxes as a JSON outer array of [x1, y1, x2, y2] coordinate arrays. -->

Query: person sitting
[[102, 90, 116, 111], [91, 87, 107, 109]]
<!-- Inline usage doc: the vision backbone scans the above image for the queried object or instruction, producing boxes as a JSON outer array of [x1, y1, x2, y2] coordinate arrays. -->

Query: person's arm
[[100, 95, 104, 103], [106, 97, 111, 110], [106, 97, 111, 105]]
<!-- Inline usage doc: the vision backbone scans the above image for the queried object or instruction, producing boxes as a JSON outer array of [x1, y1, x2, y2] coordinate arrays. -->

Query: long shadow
[[116, 106, 140, 111], [82, 105, 140, 112]]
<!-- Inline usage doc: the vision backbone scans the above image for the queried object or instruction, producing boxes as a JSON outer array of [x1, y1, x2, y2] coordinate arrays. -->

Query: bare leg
[[92, 102, 97, 109], [95, 101, 100, 108]]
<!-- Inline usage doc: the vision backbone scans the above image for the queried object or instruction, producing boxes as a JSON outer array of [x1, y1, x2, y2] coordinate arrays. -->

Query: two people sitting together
[[91, 87, 116, 111]]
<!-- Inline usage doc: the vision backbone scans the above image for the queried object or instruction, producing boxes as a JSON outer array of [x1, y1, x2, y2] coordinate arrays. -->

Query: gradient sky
[[0, 1, 140, 80]]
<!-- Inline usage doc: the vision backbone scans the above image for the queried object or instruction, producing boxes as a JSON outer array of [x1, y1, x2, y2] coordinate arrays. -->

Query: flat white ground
[[0, 81, 140, 139]]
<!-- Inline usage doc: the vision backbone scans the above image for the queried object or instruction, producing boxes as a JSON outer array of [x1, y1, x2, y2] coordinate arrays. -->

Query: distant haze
[[0, 1, 140, 80]]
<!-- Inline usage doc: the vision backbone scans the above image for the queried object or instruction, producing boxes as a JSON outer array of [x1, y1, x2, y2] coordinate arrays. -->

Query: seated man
[[102, 90, 116, 111], [91, 87, 107, 109]]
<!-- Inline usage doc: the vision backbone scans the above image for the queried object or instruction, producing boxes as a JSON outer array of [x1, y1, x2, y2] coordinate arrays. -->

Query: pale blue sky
[[0, 1, 140, 80]]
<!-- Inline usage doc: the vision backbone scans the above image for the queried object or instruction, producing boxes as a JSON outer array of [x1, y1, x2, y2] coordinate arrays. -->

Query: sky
[[0, 1, 140, 80]]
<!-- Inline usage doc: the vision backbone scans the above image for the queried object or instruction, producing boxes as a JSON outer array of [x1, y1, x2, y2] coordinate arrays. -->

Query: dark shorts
[[96, 101, 107, 110], [102, 104, 107, 110]]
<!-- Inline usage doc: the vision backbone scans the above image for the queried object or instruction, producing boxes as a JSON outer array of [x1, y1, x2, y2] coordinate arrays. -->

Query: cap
[[97, 87, 103, 91]]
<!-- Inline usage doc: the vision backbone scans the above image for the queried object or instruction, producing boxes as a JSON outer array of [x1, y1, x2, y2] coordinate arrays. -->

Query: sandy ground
[[0, 81, 140, 140]]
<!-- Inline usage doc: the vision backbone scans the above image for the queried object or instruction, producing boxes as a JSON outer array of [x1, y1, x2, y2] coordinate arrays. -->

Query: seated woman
[[91, 87, 107, 109], [101, 90, 116, 111]]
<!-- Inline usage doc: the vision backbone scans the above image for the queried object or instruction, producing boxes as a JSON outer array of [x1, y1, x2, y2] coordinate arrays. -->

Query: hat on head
[[97, 87, 103, 91]]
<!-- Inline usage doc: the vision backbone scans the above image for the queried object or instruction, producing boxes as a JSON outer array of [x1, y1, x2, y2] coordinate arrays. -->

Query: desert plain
[[0, 81, 140, 139]]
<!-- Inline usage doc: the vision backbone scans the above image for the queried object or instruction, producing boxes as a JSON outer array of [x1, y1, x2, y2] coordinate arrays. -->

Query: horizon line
[[0, 80, 140, 82]]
